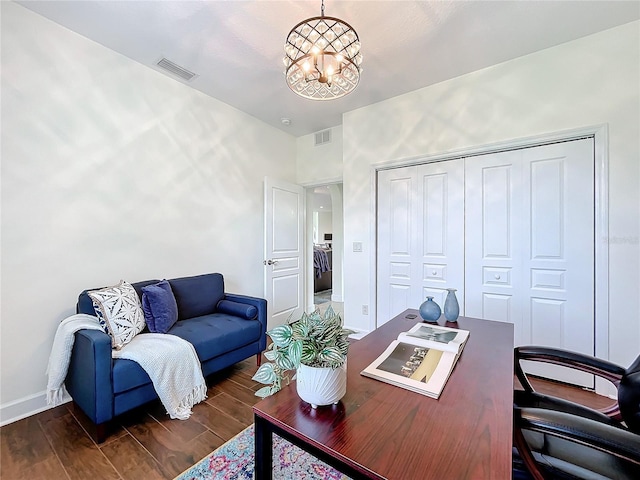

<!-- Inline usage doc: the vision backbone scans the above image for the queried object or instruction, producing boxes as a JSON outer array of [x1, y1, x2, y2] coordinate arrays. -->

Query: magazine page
[[397, 323, 469, 354], [360, 340, 459, 399]]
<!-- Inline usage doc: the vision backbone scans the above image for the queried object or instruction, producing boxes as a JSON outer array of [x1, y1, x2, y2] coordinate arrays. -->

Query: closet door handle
[[264, 259, 279, 266]]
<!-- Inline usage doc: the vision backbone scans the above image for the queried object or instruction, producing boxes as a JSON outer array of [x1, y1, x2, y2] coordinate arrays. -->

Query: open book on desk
[[360, 323, 469, 399]]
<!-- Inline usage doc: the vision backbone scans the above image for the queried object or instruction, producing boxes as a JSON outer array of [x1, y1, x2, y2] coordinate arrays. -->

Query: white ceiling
[[19, 1, 640, 137]]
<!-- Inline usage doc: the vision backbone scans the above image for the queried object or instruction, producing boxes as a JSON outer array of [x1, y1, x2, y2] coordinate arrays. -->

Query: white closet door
[[465, 139, 594, 386], [415, 161, 465, 310], [377, 161, 464, 325], [464, 151, 524, 330], [377, 167, 416, 323]]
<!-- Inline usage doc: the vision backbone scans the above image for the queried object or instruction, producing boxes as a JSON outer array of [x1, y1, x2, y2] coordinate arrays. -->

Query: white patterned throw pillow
[[88, 280, 146, 349]]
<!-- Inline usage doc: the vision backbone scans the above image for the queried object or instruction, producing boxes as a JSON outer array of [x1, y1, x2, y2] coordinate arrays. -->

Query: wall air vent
[[156, 57, 198, 81], [314, 129, 332, 146]]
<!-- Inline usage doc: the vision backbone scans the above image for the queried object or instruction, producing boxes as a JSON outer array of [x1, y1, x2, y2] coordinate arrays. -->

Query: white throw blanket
[[46, 313, 105, 405], [113, 333, 207, 420]]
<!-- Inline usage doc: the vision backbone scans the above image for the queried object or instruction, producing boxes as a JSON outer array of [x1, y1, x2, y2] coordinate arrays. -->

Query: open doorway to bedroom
[[307, 183, 344, 318]]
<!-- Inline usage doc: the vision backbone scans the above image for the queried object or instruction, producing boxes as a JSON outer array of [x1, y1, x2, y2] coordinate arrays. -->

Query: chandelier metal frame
[[283, 0, 363, 100]]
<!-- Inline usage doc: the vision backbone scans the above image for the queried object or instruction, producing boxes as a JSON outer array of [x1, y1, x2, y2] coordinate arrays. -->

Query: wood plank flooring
[[1, 354, 614, 480], [0, 357, 261, 480]]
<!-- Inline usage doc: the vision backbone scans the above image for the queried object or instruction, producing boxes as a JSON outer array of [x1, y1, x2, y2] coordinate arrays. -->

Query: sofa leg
[[94, 422, 109, 444], [256, 353, 262, 367], [72, 401, 110, 443]]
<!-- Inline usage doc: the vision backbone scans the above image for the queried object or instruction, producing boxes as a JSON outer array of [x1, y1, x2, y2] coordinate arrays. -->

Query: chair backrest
[[619, 353, 640, 434]]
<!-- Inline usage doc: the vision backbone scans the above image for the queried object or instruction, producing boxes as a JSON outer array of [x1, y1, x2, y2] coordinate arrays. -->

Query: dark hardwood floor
[[1, 354, 614, 480], [0, 357, 262, 480]]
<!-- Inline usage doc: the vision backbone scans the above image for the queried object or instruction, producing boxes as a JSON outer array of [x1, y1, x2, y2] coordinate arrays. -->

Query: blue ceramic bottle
[[444, 288, 460, 322], [419, 296, 441, 322]]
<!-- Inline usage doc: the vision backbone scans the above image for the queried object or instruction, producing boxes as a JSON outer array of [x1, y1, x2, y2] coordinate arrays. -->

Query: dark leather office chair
[[513, 346, 640, 480]]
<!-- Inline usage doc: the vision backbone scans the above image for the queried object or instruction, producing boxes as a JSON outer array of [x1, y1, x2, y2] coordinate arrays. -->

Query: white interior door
[[264, 177, 304, 330], [377, 160, 465, 325], [465, 139, 595, 386]]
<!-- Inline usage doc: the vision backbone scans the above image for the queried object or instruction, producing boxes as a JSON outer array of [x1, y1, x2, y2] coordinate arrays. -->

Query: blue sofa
[[66, 273, 267, 442]]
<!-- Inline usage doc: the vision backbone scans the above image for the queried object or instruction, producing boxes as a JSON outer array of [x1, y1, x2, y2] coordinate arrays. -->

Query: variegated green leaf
[[300, 342, 316, 364], [268, 325, 293, 347], [264, 350, 277, 361], [318, 346, 345, 366], [254, 385, 281, 398], [252, 363, 276, 384], [275, 351, 296, 371], [291, 319, 310, 338], [288, 339, 303, 367]]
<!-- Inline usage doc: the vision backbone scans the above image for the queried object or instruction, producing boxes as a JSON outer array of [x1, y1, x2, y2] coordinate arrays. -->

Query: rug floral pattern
[[175, 424, 351, 480]]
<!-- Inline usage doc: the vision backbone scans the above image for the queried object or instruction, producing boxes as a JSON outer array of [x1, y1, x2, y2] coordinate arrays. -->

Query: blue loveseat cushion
[[217, 300, 258, 320], [113, 358, 152, 394], [169, 313, 262, 363], [169, 273, 224, 320]]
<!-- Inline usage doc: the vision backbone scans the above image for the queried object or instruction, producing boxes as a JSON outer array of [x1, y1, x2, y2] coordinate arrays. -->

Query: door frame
[[300, 178, 344, 313], [371, 124, 609, 392]]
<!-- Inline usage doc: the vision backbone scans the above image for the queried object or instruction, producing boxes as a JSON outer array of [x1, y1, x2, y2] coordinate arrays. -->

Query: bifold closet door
[[377, 160, 464, 325], [464, 139, 595, 386]]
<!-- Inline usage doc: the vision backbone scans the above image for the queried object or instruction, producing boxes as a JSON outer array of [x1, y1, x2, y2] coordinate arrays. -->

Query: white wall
[[329, 184, 344, 303], [0, 3, 296, 423], [316, 211, 333, 244], [342, 21, 640, 366], [296, 126, 343, 184]]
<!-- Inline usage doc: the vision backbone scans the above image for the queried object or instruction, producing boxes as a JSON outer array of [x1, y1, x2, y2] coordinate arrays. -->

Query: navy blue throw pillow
[[217, 300, 258, 320], [141, 280, 179, 333]]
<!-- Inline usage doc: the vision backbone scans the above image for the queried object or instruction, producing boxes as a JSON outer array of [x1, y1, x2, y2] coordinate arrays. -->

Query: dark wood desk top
[[253, 310, 515, 479]]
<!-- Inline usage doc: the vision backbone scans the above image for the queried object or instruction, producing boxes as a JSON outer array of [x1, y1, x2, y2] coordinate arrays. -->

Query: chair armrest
[[515, 407, 640, 465], [65, 329, 114, 424], [515, 346, 625, 392], [224, 293, 267, 351]]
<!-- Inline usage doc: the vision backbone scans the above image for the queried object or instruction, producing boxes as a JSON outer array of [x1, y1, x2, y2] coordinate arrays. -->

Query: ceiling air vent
[[156, 57, 198, 81], [314, 129, 332, 146]]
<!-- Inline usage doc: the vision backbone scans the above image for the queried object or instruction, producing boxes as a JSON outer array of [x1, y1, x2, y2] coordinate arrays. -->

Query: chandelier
[[283, 0, 363, 100]]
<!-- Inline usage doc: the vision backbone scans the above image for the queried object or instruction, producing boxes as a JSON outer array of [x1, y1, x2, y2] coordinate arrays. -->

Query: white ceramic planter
[[296, 362, 347, 409]]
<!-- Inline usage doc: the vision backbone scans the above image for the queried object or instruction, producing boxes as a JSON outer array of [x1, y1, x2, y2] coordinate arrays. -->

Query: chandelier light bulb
[[283, 0, 362, 100]]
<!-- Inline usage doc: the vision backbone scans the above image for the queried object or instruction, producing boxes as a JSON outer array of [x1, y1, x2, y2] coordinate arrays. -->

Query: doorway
[[306, 183, 344, 317]]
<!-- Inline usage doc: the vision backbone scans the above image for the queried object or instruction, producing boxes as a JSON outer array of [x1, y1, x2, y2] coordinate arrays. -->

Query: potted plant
[[252, 306, 354, 408]]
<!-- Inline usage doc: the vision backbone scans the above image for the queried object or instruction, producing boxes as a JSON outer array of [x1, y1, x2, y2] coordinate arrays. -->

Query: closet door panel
[[416, 160, 465, 309], [377, 167, 417, 323], [465, 152, 523, 332], [520, 140, 594, 386]]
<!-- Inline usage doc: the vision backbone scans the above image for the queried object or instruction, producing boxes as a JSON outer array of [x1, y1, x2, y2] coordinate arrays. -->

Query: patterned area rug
[[174, 424, 351, 480]]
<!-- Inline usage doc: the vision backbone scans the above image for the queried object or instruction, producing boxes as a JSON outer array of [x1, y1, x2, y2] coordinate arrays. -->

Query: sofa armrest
[[65, 329, 114, 424], [224, 293, 267, 351]]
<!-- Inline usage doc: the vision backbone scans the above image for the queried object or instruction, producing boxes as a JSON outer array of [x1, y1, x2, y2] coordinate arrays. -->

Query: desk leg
[[254, 415, 273, 480]]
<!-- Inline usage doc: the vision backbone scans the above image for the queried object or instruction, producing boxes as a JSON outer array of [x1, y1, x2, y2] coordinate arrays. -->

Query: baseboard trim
[[0, 390, 71, 427]]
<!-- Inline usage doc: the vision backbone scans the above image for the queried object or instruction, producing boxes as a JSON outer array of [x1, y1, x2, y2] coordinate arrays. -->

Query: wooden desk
[[254, 309, 514, 479]]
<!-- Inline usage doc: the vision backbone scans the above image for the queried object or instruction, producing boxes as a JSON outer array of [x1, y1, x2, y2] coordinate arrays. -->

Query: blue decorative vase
[[419, 296, 441, 322], [444, 288, 460, 322]]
